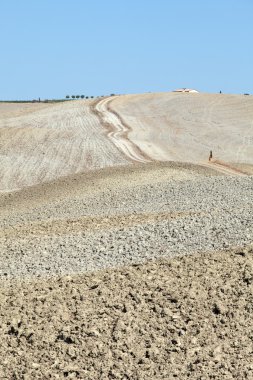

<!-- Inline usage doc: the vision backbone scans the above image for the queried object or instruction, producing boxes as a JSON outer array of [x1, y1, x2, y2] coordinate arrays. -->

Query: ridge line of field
[[200, 160, 249, 176]]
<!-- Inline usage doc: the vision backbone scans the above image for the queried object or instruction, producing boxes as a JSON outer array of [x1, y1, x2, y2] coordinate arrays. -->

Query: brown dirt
[[0, 246, 252, 379], [212, 160, 250, 175], [229, 163, 253, 175]]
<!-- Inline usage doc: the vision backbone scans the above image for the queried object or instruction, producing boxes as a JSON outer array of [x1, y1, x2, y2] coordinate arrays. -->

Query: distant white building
[[173, 88, 199, 93]]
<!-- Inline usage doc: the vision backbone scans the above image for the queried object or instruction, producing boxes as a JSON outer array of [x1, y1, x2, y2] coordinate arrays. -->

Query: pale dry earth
[[0, 161, 253, 379], [0, 93, 253, 378], [0, 162, 253, 379], [0, 100, 128, 192], [230, 163, 253, 175], [0, 102, 54, 120], [0, 246, 253, 379], [109, 92, 253, 164], [94, 98, 150, 164], [1, 92, 253, 192]]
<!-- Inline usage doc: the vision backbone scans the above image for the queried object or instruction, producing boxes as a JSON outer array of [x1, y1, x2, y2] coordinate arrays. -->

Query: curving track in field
[[105, 93, 253, 176], [95, 97, 151, 164], [95, 95, 251, 177], [1, 92, 252, 193], [200, 160, 248, 177], [0, 101, 128, 192]]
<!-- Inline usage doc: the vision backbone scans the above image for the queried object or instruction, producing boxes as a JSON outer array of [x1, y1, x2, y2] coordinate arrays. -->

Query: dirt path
[[201, 159, 248, 176], [95, 96, 249, 177], [0, 100, 128, 192], [95, 97, 151, 163], [109, 92, 253, 165]]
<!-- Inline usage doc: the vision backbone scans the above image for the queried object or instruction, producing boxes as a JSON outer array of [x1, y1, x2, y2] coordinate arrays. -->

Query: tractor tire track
[[94, 97, 151, 164], [200, 160, 248, 176]]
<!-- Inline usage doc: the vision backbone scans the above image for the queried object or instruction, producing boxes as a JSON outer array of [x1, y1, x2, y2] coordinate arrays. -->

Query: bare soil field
[[0, 102, 54, 119], [0, 93, 253, 378], [1, 92, 253, 192], [108, 92, 253, 165], [1, 246, 253, 379], [0, 100, 128, 192], [0, 161, 252, 379]]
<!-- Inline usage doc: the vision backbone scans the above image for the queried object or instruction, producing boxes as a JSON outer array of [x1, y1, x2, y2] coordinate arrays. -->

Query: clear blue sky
[[1, 0, 252, 99]]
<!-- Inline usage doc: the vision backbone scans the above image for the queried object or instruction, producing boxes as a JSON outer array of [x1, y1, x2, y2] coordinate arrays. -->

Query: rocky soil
[[0, 163, 252, 279], [0, 246, 253, 379], [0, 162, 252, 379]]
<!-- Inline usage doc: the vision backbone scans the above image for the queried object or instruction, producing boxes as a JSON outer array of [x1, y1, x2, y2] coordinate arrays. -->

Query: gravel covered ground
[[0, 163, 252, 279], [0, 162, 252, 378]]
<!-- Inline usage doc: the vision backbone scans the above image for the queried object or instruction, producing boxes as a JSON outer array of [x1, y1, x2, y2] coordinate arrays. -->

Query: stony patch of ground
[[0, 246, 253, 379], [0, 160, 252, 379], [1, 163, 252, 279]]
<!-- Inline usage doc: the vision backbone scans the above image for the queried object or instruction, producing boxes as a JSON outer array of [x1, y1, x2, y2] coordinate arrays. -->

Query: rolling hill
[[1, 92, 252, 192]]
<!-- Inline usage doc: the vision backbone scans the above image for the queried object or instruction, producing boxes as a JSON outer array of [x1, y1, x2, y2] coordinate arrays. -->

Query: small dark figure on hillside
[[209, 150, 213, 161]]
